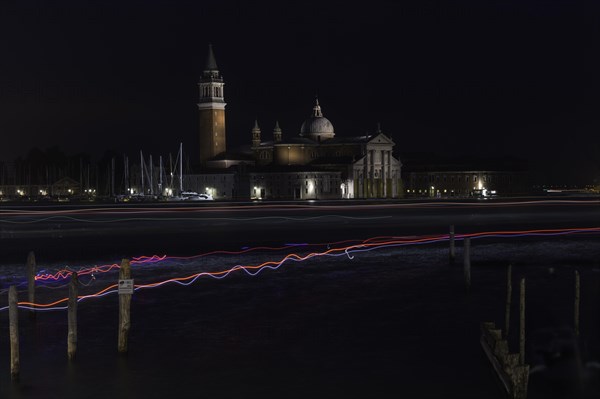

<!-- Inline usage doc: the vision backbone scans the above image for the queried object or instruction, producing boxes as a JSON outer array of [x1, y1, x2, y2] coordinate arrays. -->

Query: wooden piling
[[449, 225, 455, 262], [27, 251, 36, 318], [574, 270, 580, 336], [463, 237, 471, 292], [504, 264, 512, 339], [513, 365, 530, 399], [519, 277, 525, 365], [118, 258, 132, 354], [68, 272, 79, 361], [480, 321, 529, 399], [9, 285, 20, 380]]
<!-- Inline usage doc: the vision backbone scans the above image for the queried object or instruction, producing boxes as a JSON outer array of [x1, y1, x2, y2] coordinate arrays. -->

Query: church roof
[[209, 150, 254, 161], [320, 135, 372, 144], [250, 164, 342, 174], [274, 137, 317, 145]]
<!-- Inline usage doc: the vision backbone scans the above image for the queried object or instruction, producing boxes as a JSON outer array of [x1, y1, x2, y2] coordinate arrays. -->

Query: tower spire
[[273, 121, 282, 142], [252, 119, 261, 148], [205, 43, 218, 71]]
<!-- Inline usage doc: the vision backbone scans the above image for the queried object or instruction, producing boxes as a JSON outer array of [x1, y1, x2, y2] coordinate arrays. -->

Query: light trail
[[31, 236, 450, 288], [1, 198, 597, 220], [7, 235, 457, 310], [1, 227, 598, 312], [34, 255, 166, 282], [0, 214, 392, 224], [33, 240, 364, 282], [33, 235, 426, 283]]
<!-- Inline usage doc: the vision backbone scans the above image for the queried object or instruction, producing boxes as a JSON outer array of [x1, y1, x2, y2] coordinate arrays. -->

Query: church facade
[[192, 45, 403, 200]]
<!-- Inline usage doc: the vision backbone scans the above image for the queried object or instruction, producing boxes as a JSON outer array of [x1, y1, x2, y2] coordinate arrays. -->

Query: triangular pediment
[[367, 133, 394, 146], [52, 176, 79, 187], [352, 155, 366, 167]]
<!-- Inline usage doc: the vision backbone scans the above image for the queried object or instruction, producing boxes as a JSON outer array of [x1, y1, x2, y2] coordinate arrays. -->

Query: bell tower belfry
[[198, 44, 226, 166]]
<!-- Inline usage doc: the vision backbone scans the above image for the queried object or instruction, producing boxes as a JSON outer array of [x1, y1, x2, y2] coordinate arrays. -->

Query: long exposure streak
[[1, 199, 598, 219], [0, 227, 598, 312]]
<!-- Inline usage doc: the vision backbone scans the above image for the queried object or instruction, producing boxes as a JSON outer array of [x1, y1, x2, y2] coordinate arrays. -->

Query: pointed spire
[[273, 121, 282, 142], [376, 122, 382, 134], [252, 118, 261, 147], [204, 43, 218, 71]]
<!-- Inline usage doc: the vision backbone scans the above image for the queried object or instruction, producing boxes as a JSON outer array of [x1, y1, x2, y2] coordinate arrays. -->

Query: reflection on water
[[0, 238, 599, 398]]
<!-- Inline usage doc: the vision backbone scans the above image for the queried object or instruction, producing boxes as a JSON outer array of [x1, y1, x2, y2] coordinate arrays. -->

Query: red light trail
[[1, 226, 597, 312]]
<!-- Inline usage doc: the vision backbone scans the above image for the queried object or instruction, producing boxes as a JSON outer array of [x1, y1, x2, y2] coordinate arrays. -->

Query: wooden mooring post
[[463, 237, 471, 292], [574, 270, 580, 336], [519, 277, 526, 365], [68, 272, 79, 361], [118, 258, 132, 354], [9, 285, 20, 380], [480, 321, 529, 399], [449, 225, 455, 262], [27, 251, 36, 319], [481, 273, 531, 399], [504, 264, 512, 339]]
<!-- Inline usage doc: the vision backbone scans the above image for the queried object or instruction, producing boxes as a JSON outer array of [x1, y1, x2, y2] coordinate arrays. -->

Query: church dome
[[301, 117, 334, 135], [300, 98, 335, 141]]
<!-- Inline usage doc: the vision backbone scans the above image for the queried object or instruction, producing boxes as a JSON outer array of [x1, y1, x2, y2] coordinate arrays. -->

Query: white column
[[381, 149, 386, 197], [388, 151, 393, 197], [364, 151, 370, 198]]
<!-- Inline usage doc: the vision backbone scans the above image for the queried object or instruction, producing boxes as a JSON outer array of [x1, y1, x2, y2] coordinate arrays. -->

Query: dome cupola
[[300, 97, 334, 142]]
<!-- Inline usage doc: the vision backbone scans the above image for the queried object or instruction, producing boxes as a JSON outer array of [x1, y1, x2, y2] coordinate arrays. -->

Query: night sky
[[1, 0, 598, 185]]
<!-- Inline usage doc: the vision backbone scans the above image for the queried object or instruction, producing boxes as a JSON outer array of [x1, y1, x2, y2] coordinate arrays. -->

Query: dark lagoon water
[[1, 234, 600, 399]]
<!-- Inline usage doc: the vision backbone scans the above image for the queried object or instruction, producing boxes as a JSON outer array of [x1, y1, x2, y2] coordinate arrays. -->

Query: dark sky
[[1, 0, 598, 184]]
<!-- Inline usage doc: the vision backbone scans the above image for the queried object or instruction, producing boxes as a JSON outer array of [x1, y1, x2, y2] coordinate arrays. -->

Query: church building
[[189, 44, 403, 200]]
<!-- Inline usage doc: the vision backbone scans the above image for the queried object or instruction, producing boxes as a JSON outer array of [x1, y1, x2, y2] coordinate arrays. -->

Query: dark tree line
[[0, 147, 125, 195], [1, 146, 190, 197]]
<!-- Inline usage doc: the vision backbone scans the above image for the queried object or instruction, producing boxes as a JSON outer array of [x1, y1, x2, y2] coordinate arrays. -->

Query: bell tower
[[198, 44, 226, 166], [251, 119, 261, 148], [273, 121, 282, 142]]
